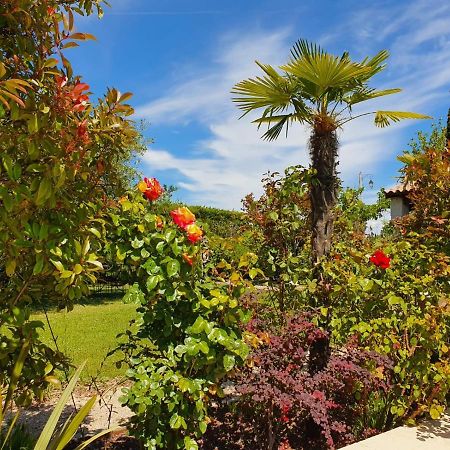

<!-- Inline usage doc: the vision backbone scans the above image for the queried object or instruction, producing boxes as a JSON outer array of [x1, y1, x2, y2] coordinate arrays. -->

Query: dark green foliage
[[0, 423, 35, 450]]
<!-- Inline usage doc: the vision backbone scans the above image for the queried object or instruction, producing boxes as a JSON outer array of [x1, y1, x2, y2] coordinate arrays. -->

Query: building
[[384, 183, 414, 220]]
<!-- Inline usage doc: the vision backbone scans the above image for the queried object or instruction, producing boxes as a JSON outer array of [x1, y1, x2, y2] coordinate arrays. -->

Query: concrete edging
[[342, 413, 450, 449]]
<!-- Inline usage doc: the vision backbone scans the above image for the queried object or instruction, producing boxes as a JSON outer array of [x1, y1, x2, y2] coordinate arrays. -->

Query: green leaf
[[199, 421, 207, 434], [169, 413, 183, 429], [5, 259, 16, 277], [72, 427, 121, 450], [34, 362, 86, 450], [249, 268, 259, 279], [359, 278, 374, 292], [197, 341, 209, 354], [374, 111, 431, 128], [123, 283, 145, 304], [164, 229, 176, 242], [131, 237, 144, 249], [27, 114, 39, 134], [166, 259, 180, 277], [189, 316, 207, 334], [88, 227, 101, 238], [51, 395, 97, 450], [223, 354, 235, 371], [429, 406, 441, 420], [33, 254, 44, 275], [60, 270, 73, 279], [146, 275, 159, 292], [36, 177, 52, 205], [184, 437, 199, 450]]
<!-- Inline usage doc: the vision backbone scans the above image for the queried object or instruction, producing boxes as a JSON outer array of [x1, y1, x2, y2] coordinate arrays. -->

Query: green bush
[[315, 239, 450, 424], [109, 189, 249, 449]]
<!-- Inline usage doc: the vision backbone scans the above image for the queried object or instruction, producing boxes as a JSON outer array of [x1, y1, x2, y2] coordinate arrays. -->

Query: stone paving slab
[[343, 413, 450, 449]]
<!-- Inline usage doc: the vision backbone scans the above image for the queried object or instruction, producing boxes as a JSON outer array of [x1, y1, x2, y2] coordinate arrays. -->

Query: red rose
[[369, 250, 391, 269]]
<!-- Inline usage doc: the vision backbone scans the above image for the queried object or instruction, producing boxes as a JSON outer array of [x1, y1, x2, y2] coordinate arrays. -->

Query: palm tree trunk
[[308, 125, 338, 375], [309, 126, 339, 262]]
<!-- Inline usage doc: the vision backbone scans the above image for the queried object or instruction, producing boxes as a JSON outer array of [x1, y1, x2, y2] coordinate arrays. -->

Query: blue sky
[[71, 0, 450, 209]]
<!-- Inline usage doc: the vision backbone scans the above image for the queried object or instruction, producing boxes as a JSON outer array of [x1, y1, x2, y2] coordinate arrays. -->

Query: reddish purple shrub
[[201, 314, 393, 450]]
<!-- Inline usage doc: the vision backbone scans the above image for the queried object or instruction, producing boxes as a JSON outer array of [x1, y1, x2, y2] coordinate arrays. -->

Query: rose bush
[[109, 182, 249, 449]]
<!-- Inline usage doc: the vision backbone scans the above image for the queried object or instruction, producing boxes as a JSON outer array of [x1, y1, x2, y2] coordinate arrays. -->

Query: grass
[[32, 295, 137, 381]]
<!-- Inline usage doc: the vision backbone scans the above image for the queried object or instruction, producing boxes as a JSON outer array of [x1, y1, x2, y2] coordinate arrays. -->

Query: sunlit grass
[[32, 296, 137, 382]]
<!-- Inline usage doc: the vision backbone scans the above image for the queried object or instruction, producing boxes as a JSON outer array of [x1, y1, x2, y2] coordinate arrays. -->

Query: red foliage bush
[[201, 313, 393, 450]]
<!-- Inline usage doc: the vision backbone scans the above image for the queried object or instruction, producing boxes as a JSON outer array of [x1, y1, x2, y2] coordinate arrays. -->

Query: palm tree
[[232, 40, 430, 263], [233, 40, 430, 374]]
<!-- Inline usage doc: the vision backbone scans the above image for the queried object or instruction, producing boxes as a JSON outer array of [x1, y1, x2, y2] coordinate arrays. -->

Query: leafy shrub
[[110, 188, 249, 449], [189, 206, 245, 239], [242, 166, 311, 310], [318, 239, 450, 423], [396, 122, 450, 255], [201, 312, 392, 450], [0, 0, 143, 403]]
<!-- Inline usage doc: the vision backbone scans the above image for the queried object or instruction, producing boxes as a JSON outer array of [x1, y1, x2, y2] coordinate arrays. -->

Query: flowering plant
[[110, 181, 248, 449], [369, 250, 391, 269], [138, 177, 164, 201]]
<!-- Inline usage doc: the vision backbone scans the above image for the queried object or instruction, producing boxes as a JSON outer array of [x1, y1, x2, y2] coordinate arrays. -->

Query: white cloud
[[136, 1, 450, 209]]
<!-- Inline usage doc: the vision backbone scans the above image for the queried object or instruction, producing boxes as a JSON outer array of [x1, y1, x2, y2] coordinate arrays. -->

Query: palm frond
[[374, 110, 432, 127], [359, 50, 390, 79], [290, 39, 324, 63], [281, 42, 371, 96], [232, 61, 296, 117], [344, 88, 402, 106], [259, 114, 292, 141]]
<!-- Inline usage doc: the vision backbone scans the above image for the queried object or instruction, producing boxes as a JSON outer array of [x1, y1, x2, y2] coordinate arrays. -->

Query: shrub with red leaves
[[201, 313, 393, 450]]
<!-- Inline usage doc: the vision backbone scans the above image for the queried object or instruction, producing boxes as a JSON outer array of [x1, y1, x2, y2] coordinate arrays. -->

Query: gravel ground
[[16, 379, 133, 439]]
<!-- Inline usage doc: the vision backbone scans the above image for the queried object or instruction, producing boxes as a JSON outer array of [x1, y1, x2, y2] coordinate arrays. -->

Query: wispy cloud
[[136, 0, 450, 209]]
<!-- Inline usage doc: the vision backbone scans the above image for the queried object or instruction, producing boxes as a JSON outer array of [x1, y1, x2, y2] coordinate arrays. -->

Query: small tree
[[0, 0, 142, 401], [233, 39, 429, 263]]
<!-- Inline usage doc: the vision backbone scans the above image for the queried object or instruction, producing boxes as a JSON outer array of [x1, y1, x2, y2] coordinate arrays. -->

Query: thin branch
[[11, 275, 33, 308]]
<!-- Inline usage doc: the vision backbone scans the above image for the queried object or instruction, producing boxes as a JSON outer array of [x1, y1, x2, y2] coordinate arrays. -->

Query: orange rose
[[185, 223, 203, 243], [182, 253, 193, 266], [138, 177, 163, 201], [170, 207, 195, 230], [155, 216, 163, 229]]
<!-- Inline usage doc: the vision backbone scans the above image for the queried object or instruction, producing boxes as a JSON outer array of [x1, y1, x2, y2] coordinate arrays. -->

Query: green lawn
[[32, 296, 137, 381]]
